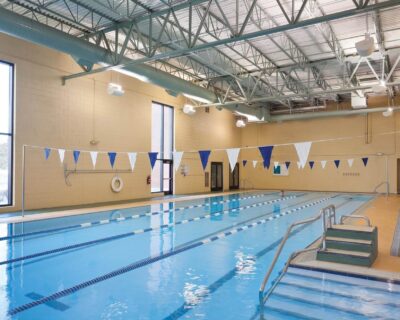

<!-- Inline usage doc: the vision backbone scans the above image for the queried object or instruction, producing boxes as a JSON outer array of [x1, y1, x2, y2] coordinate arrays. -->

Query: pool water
[[0, 191, 375, 319]]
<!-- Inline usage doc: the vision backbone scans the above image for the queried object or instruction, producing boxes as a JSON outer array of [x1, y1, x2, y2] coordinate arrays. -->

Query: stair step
[[286, 267, 400, 293], [331, 224, 375, 232], [326, 225, 377, 241], [319, 248, 370, 257], [280, 276, 400, 308], [264, 296, 357, 320], [325, 237, 372, 245], [317, 248, 373, 266], [272, 284, 398, 319]]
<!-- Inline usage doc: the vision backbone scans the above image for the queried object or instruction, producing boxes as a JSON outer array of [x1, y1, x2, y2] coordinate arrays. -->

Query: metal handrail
[[340, 214, 371, 226], [258, 204, 336, 304], [260, 247, 318, 305], [374, 181, 389, 197]]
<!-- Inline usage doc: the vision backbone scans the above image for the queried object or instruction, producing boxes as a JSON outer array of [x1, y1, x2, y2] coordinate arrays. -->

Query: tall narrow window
[[151, 102, 174, 194], [0, 61, 14, 206]]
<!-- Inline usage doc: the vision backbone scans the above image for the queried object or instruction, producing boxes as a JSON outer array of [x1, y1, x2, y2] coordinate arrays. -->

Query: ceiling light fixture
[[355, 33, 375, 57], [235, 111, 261, 122]]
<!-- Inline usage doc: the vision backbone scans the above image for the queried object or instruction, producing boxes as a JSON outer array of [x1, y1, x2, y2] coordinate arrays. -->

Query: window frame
[[0, 60, 14, 207], [151, 102, 174, 194]]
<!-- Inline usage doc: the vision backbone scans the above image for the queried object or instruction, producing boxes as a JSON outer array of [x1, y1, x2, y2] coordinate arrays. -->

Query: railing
[[374, 181, 389, 197], [258, 204, 336, 305], [340, 214, 371, 226]]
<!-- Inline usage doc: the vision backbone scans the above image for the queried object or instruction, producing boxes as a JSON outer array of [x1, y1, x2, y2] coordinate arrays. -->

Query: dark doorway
[[162, 160, 173, 195], [229, 163, 240, 190], [211, 162, 223, 192]]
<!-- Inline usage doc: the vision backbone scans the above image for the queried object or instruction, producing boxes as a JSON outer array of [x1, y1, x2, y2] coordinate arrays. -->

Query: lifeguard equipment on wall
[[111, 176, 123, 193]]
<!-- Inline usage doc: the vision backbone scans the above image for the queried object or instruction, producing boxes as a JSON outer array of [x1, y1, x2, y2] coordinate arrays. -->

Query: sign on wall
[[273, 164, 289, 176]]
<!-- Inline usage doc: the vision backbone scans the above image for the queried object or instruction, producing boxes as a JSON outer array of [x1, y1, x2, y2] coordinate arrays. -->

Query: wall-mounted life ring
[[111, 176, 124, 193]]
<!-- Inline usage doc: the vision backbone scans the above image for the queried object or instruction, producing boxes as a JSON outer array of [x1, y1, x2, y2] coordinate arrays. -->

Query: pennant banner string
[[26, 129, 400, 155]]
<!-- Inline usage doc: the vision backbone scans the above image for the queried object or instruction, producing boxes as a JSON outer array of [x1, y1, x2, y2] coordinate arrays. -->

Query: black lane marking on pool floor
[[0, 194, 302, 266], [0, 191, 279, 242], [8, 194, 338, 316], [163, 200, 353, 320], [25, 292, 70, 311]]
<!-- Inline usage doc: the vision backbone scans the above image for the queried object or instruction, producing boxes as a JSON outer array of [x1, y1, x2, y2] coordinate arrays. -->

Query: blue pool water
[[0, 191, 378, 319]]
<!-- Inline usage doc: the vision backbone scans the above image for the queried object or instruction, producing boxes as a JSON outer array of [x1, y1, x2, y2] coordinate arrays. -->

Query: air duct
[[0, 7, 217, 104]]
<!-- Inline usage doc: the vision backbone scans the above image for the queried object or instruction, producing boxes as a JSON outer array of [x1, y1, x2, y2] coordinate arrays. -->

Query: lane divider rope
[[7, 195, 336, 316], [0, 191, 279, 241], [0, 194, 300, 266]]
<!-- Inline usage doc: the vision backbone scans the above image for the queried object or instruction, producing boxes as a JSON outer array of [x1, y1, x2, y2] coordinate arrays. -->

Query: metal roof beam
[[62, 0, 400, 83]]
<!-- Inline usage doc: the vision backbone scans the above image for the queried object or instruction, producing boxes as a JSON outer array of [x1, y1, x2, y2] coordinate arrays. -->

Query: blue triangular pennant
[[198, 150, 211, 170], [258, 146, 274, 169], [285, 161, 291, 169], [309, 161, 315, 169], [44, 148, 51, 160], [148, 152, 158, 170], [362, 157, 369, 167], [73, 150, 80, 164], [242, 160, 247, 167], [108, 152, 117, 168], [334, 160, 340, 168]]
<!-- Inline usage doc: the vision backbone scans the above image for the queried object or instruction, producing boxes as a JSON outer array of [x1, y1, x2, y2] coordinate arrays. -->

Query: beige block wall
[[0, 34, 240, 212], [240, 103, 400, 193]]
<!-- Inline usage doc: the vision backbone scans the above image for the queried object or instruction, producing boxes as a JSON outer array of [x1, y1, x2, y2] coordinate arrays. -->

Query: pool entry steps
[[317, 218, 378, 267], [262, 267, 400, 319]]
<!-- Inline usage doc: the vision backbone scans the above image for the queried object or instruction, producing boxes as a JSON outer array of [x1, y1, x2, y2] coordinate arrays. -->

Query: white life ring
[[111, 176, 124, 193]]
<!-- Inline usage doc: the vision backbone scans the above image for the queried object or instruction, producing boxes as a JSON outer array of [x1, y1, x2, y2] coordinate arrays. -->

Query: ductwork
[[0, 7, 217, 103], [227, 104, 399, 123]]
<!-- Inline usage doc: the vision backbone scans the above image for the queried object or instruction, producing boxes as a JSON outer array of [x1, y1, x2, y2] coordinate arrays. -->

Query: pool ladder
[[258, 205, 337, 305]]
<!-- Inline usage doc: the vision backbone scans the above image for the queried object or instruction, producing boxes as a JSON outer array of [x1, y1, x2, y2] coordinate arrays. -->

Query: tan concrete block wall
[[0, 34, 240, 212]]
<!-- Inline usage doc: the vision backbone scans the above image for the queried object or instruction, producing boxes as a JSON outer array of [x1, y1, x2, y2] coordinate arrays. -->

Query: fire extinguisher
[[146, 175, 151, 185]]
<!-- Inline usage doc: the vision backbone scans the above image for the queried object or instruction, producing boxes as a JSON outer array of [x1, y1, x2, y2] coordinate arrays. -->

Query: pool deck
[[293, 195, 400, 280]]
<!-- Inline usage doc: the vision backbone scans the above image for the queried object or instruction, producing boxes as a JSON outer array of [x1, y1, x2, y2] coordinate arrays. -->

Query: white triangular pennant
[[58, 149, 65, 164], [127, 152, 137, 171], [90, 151, 98, 169], [347, 158, 354, 168], [297, 161, 302, 169], [320, 160, 327, 169], [294, 141, 312, 169], [252, 160, 258, 168], [173, 151, 184, 172], [274, 161, 279, 168], [226, 148, 240, 172]]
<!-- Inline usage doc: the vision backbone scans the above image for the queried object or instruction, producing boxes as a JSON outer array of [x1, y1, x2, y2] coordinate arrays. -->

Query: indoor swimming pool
[[0, 191, 383, 319]]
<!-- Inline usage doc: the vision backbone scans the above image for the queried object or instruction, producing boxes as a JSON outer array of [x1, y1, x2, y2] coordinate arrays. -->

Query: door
[[211, 162, 223, 191], [162, 160, 173, 195], [229, 163, 240, 190], [397, 159, 400, 194]]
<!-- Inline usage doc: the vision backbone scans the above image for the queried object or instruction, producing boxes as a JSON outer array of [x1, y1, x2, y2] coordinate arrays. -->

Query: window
[[0, 61, 13, 206], [151, 102, 174, 194]]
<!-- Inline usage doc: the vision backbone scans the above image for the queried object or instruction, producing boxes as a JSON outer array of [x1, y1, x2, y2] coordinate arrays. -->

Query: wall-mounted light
[[382, 107, 393, 117], [236, 119, 246, 128], [183, 104, 196, 115], [107, 83, 125, 96]]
